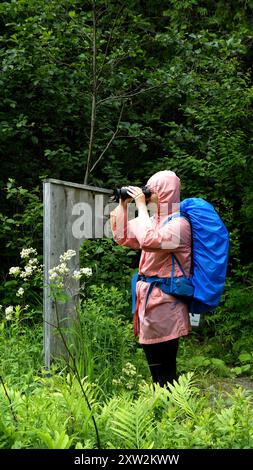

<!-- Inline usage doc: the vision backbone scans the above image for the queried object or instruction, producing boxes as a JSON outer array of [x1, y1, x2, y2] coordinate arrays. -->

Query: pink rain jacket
[[110, 171, 192, 344]]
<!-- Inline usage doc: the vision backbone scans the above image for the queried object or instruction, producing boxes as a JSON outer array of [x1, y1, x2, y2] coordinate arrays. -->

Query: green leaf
[[94, 247, 104, 254], [238, 353, 252, 363], [127, 251, 137, 256]]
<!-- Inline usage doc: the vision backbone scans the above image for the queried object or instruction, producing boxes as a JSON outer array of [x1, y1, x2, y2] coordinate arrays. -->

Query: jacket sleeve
[[110, 206, 140, 250], [132, 217, 189, 252]]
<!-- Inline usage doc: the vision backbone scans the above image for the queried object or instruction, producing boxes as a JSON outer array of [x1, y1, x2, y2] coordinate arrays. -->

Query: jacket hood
[[146, 170, 181, 218]]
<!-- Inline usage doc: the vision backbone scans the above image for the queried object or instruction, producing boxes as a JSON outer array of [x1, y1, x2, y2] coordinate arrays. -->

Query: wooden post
[[43, 179, 112, 369]]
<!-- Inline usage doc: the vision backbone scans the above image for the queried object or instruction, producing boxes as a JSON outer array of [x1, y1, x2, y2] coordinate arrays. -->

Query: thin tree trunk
[[84, 3, 97, 185], [83, 3, 169, 184], [90, 101, 125, 174]]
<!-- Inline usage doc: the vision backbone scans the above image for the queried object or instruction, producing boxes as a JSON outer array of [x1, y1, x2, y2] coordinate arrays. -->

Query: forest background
[[0, 0, 253, 450]]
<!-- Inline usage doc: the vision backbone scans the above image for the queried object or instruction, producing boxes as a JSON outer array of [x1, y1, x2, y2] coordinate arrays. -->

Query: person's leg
[[141, 338, 179, 387], [156, 338, 179, 387]]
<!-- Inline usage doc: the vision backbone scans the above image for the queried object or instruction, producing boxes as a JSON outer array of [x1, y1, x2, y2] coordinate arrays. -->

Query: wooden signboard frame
[[43, 179, 112, 369]]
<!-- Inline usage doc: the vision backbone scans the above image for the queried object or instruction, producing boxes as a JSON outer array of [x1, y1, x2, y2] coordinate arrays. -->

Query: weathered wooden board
[[43, 179, 112, 369]]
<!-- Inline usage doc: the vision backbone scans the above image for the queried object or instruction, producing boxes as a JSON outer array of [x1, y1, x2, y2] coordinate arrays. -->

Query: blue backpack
[[179, 198, 229, 314], [131, 198, 229, 315]]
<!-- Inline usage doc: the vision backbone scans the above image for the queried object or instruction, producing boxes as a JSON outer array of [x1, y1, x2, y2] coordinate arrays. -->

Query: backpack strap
[[131, 271, 139, 314], [171, 253, 188, 278], [163, 212, 193, 276]]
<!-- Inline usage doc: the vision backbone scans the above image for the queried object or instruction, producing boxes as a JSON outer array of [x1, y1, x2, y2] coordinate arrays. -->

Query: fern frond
[[62, 375, 98, 411], [35, 429, 73, 449], [167, 372, 199, 420], [111, 397, 155, 449]]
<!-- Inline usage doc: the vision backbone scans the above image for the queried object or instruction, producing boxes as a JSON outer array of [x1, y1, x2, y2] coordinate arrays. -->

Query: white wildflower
[[72, 270, 82, 280], [24, 265, 33, 276], [112, 379, 122, 386], [9, 266, 21, 276], [126, 383, 133, 390], [5, 305, 14, 320], [72, 267, 92, 280], [58, 263, 69, 275], [80, 267, 92, 277], [20, 248, 37, 259], [49, 267, 57, 274], [16, 287, 24, 297], [28, 258, 39, 265], [20, 265, 33, 278], [25, 265, 33, 274], [59, 249, 76, 262], [49, 271, 58, 281]]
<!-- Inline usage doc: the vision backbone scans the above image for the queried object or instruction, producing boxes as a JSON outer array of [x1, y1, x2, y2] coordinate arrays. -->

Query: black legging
[[141, 338, 179, 388]]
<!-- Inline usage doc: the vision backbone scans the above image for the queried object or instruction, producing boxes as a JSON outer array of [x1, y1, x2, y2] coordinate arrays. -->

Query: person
[[110, 170, 192, 387]]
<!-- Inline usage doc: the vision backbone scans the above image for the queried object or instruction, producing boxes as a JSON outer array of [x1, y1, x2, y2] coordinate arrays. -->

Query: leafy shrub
[[68, 284, 142, 394], [0, 247, 43, 324], [79, 238, 139, 299], [202, 285, 253, 360], [99, 373, 253, 449], [1, 325, 253, 450], [0, 180, 43, 261], [0, 323, 43, 389], [0, 179, 43, 305]]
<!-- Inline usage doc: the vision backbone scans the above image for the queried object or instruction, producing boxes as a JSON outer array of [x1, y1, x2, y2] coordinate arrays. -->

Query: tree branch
[[96, 3, 126, 82], [79, 29, 93, 43], [97, 82, 169, 106], [90, 101, 125, 173], [0, 374, 18, 423], [96, 53, 134, 91]]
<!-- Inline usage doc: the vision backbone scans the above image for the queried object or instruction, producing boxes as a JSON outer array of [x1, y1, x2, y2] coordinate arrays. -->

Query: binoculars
[[112, 185, 152, 203]]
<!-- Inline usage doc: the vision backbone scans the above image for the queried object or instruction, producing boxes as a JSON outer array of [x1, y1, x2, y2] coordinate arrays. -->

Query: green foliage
[[0, 179, 43, 299], [230, 352, 253, 377], [67, 284, 141, 393], [80, 238, 138, 298], [1, 292, 253, 450], [203, 285, 253, 360], [110, 395, 155, 449], [82, 283, 131, 319], [1, 0, 253, 450], [0, 323, 43, 388], [1, 0, 253, 267], [111, 361, 148, 397], [1, 179, 43, 252], [0, 244, 43, 321], [34, 430, 74, 449], [1, 368, 253, 449]]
